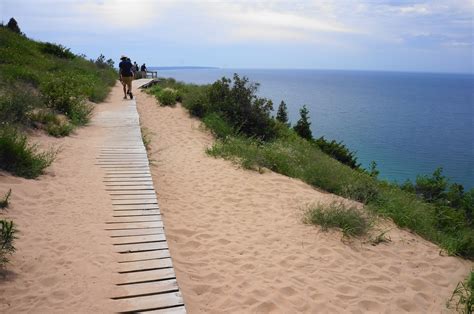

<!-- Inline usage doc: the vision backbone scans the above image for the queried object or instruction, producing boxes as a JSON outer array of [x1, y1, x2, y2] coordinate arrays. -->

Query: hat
[[120, 55, 127, 60]]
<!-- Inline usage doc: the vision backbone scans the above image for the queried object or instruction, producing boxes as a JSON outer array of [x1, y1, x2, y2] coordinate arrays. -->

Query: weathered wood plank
[[105, 221, 164, 230], [117, 249, 170, 262], [108, 190, 156, 195], [113, 279, 178, 299], [112, 234, 166, 245], [113, 291, 184, 313], [108, 228, 165, 238], [112, 199, 157, 205], [115, 241, 168, 253], [104, 178, 153, 182], [145, 305, 187, 314], [111, 194, 157, 200], [106, 186, 154, 191], [117, 257, 173, 273], [113, 204, 159, 210], [113, 210, 161, 217], [117, 268, 176, 285], [106, 216, 162, 223]]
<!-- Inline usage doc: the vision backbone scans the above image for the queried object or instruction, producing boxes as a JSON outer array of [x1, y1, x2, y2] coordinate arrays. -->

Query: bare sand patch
[[136, 87, 472, 313]]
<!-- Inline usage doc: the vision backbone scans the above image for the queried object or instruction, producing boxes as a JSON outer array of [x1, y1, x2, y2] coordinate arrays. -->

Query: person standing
[[140, 63, 147, 78], [119, 55, 134, 99]]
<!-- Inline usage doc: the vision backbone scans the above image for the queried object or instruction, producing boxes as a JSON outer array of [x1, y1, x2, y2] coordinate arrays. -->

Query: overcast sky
[[1, 0, 473, 73]]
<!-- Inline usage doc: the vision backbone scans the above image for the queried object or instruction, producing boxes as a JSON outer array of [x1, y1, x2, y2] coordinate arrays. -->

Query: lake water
[[154, 68, 474, 189]]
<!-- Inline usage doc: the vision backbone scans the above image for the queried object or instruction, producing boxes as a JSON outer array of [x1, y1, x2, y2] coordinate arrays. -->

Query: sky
[[1, 0, 473, 73]]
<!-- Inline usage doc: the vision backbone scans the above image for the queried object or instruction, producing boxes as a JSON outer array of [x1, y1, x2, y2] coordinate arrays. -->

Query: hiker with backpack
[[119, 55, 134, 99]]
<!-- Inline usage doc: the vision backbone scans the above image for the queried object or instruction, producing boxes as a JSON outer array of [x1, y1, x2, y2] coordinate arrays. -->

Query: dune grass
[[448, 270, 474, 314], [0, 219, 16, 267], [0, 126, 56, 178], [304, 202, 372, 237], [146, 76, 474, 260], [0, 189, 12, 210]]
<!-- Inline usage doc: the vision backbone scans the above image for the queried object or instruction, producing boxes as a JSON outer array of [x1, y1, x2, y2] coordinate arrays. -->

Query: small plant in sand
[[0, 189, 12, 210], [447, 270, 473, 314], [156, 88, 180, 106], [141, 127, 152, 151], [368, 229, 392, 246], [0, 219, 16, 266], [304, 202, 372, 237]]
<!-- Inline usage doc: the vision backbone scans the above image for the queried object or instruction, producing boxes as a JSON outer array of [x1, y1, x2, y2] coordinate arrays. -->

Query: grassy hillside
[[146, 76, 474, 259], [0, 25, 116, 177]]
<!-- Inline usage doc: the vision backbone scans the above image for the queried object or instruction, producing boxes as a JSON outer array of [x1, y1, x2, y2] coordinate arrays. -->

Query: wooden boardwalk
[[94, 82, 186, 313]]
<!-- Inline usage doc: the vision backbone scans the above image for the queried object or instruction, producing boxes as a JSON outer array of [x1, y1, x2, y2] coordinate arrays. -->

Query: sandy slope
[[135, 87, 472, 313]]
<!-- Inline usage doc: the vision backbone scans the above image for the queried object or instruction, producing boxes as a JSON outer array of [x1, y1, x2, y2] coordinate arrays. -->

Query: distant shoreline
[[149, 66, 219, 70]]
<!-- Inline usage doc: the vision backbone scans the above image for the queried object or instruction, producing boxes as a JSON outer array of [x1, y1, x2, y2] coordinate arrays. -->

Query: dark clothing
[[140, 65, 147, 71], [119, 60, 134, 77]]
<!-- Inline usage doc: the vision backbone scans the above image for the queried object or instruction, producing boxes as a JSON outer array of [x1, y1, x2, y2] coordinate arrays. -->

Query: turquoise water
[[154, 68, 474, 189]]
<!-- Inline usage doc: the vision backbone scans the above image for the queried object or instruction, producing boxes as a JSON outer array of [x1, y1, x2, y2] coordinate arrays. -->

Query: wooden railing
[[134, 71, 158, 79]]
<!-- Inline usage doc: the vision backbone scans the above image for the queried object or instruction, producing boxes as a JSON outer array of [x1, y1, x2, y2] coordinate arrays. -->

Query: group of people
[[118, 55, 148, 100]]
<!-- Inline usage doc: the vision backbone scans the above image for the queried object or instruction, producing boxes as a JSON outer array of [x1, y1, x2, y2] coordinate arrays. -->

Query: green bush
[[40, 42, 75, 59], [0, 85, 42, 125], [304, 202, 371, 237], [157, 88, 179, 106], [202, 113, 235, 139], [315, 136, 360, 169], [0, 126, 55, 178], [208, 75, 277, 141]]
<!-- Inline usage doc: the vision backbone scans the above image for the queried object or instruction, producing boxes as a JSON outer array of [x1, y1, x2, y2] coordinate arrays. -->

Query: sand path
[[135, 85, 472, 313], [0, 81, 185, 313]]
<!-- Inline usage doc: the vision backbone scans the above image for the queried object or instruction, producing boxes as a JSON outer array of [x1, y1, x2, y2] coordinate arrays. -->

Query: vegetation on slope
[[147, 75, 474, 259], [0, 19, 116, 178]]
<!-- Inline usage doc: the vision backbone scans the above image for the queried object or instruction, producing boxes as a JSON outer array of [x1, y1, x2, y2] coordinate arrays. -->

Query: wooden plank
[[117, 257, 173, 273], [108, 190, 156, 195], [104, 178, 152, 182], [113, 210, 161, 217], [108, 228, 165, 238], [113, 234, 166, 245], [111, 194, 157, 200], [112, 291, 184, 313], [145, 305, 187, 314], [113, 279, 179, 299], [117, 268, 176, 285], [106, 186, 154, 191], [107, 216, 162, 223], [105, 176, 152, 179], [106, 182, 153, 187], [112, 199, 157, 205], [115, 241, 168, 253], [105, 221, 164, 230], [113, 204, 160, 210]]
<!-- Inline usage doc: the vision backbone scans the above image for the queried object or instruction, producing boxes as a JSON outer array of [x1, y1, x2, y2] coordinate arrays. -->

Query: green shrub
[[0, 126, 55, 178], [0, 84, 43, 125], [202, 113, 235, 139], [0, 219, 16, 266], [341, 179, 379, 204], [40, 42, 75, 59], [304, 202, 371, 237], [293, 105, 312, 140], [46, 121, 74, 137], [208, 74, 277, 141], [157, 88, 179, 106], [315, 136, 360, 169]]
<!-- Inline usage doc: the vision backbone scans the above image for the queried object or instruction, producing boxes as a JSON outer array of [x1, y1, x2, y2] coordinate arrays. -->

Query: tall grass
[[304, 202, 372, 237]]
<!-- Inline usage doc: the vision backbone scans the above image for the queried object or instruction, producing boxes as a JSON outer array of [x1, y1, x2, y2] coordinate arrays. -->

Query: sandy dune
[[0, 82, 471, 313], [135, 87, 472, 313]]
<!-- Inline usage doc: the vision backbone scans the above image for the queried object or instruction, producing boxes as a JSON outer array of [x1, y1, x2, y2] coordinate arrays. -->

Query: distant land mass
[[149, 66, 219, 70]]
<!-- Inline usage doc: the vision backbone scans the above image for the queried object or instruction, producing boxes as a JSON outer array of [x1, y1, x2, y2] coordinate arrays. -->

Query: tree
[[293, 105, 312, 140], [6, 18, 21, 34], [276, 100, 290, 126]]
